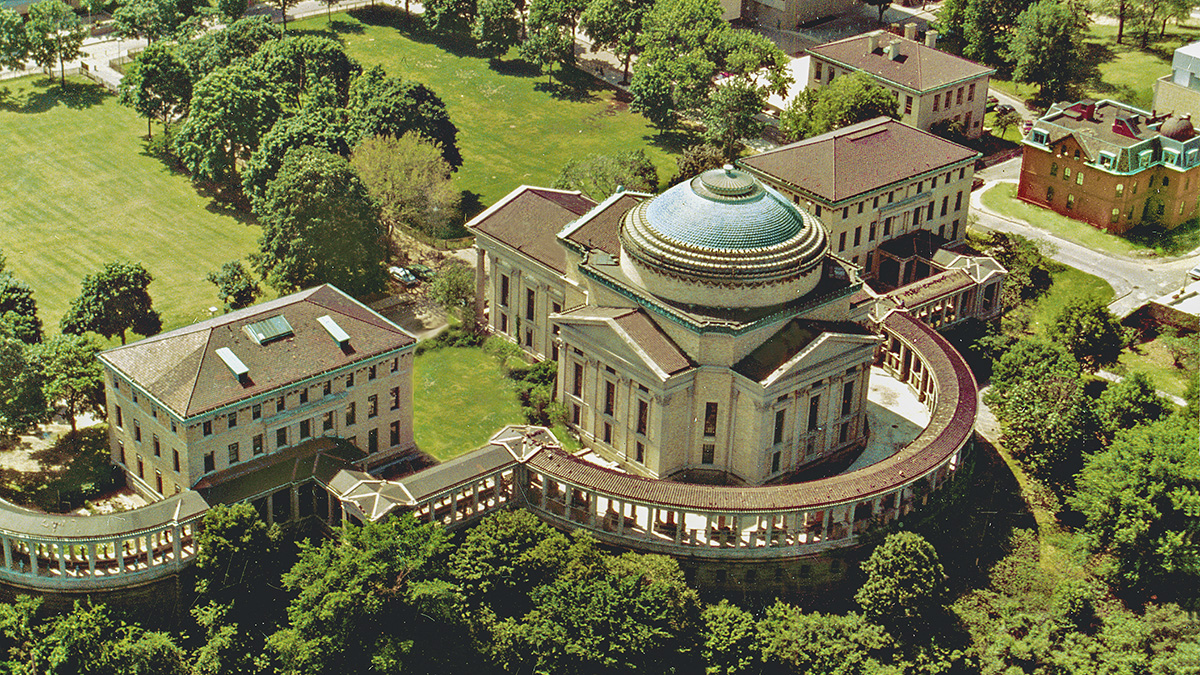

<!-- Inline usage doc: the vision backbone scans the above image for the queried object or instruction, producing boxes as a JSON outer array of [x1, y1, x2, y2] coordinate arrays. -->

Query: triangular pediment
[[554, 308, 692, 381], [761, 332, 881, 387]]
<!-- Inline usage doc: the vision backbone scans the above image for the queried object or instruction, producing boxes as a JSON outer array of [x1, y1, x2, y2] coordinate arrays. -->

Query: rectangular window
[[814, 62, 822, 81], [913, 206, 922, 226], [153, 435, 160, 456], [228, 442, 239, 465], [390, 421, 400, 446], [838, 231, 847, 252], [704, 402, 718, 436], [940, 195, 948, 217], [636, 442, 645, 464], [604, 381, 615, 416], [202, 420, 211, 436], [252, 403, 261, 420], [253, 434, 264, 455], [390, 386, 400, 410], [951, 220, 960, 240], [771, 451, 781, 474], [883, 217, 892, 237], [774, 409, 786, 445], [204, 452, 215, 474], [957, 87, 963, 105], [368, 429, 378, 454], [346, 372, 355, 388], [603, 422, 612, 444], [499, 313, 509, 333], [323, 381, 332, 397], [299, 388, 309, 405], [276, 427, 287, 449], [872, 195, 879, 208], [228, 411, 237, 428], [637, 400, 648, 436], [868, 222, 876, 241], [368, 365, 377, 381], [701, 444, 715, 464], [572, 404, 580, 425], [524, 329, 533, 348], [299, 418, 311, 439], [842, 207, 848, 220], [118, 440, 125, 465], [173, 449, 180, 472], [839, 421, 850, 443], [573, 362, 584, 397], [526, 289, 536, 321], [808, 395, 820, 431], [904, 95, 913, 114], [932, 95, 939, 112], [842, 382, 855, 417], [323, 411, 334, 432], [955, 191, 963, 211], [368, 394, 378, 418], [968, 83, 975, 101], [857, 201, 863, 214], [134, 420, 142, 442], [277, 396, 286, 413], [853, 226, 861, 247], [345, 402, 356, 426], [116, 405, 123, 428], [500, 274, 510, 306]]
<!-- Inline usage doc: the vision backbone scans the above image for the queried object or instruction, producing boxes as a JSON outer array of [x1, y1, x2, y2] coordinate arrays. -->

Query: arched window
[[1050, 162, 1058, 177], [1046, 186, 1055, 202], [1111, 208, 1119, 223], [1116, 183, 1124, 197]]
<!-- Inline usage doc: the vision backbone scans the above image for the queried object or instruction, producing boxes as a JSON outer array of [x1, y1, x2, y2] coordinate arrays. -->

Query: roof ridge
[[182, 325, 217, 417]]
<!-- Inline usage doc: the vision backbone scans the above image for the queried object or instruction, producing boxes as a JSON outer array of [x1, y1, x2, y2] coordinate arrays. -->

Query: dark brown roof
[[194, 436, 364, 502], [99, 285, 415, 419], [556, 306, 692, 377], [562, 192, 646, 256], [734, 318, 874, 382], [739, 118, 979, 203], [398, 443, 518, 502], [467, 187, 596, 273], [526, 311, 976, 512], [808, 31, 994, 92], [889, 269, 975, 306], [878, 229, 949, 260]]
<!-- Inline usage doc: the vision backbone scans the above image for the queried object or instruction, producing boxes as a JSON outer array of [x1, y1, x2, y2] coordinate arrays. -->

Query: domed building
[[470, 167, 881, 485]]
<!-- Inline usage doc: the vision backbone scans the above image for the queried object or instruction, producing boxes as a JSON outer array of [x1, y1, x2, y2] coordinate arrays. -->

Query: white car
[[389, 266, 418, 287], [1189, 263, 1200, 282]]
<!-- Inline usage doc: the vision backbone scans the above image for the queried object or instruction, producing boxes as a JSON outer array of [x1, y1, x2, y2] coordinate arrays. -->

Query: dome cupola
[[618, 166, 828, 308]]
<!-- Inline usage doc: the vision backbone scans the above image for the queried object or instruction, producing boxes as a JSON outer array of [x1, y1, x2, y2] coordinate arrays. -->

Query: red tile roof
[[562, 193, 646, 256], [739, 118, 979, 203], [468, 187, 596, 273], [808, 31, 994, 93]]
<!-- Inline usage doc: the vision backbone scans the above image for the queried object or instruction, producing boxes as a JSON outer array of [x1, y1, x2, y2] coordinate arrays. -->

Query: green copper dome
[[619, 167, 828, 298]]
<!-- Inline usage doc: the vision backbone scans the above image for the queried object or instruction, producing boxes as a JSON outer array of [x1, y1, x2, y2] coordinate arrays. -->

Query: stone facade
[[1154, 42, 1200, 121]]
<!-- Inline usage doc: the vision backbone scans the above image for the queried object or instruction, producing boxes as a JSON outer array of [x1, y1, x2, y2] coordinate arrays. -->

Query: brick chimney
[[904, 22, 917, 40], [868, 32, 879, 53], [925, 30, 938, 48]]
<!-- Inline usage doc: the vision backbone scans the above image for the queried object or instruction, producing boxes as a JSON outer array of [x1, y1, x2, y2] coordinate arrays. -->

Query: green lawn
[[412, 346, 526, 460], [980, 183, 1200, 257], [0, 77, 263, 335], [1111, 335, 1191, 399], [1028, 266, 1116, 335], [290, 8, 690, 208]]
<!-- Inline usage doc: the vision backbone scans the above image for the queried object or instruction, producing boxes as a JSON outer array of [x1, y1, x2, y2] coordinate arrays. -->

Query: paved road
[[973, 158, 1200, 317]]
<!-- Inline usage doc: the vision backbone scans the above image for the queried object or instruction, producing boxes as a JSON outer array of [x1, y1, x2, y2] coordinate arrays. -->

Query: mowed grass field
[[412, 347, 525, 460], [0, 77, 262, 335], [292, 8, 687, 206]]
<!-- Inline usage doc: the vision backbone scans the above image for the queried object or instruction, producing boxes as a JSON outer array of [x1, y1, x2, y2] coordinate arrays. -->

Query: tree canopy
[[29, 333, 101, 433], [1046, 295, 1129, 371], [25, 0, 86, 84], [1007, 0, 1086, 102], [855, 531, 949, 638], [780, 72, 899, 140], [552, 149, 658, 200], [0, 8, 29, 72], [206, 260, 262, 311], [118, 41, 193, 138], [60, 261, 162, 345], [350, 132, 461, 240], [0, 273, 43, 345], [348, 67, 462, 169]]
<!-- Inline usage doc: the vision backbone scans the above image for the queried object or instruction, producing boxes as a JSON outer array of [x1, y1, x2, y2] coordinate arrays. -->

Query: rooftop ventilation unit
[[317, 315, 351, 347], [216, 347, 250, 382], [244, 315, 294, 345]]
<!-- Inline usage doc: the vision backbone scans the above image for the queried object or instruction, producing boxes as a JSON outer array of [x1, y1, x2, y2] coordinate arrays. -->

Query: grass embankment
[[292, 7, 689, 208], [981, 183, 1200, 257], [0, 78, 263, 335], [412, 346, 525, 461]]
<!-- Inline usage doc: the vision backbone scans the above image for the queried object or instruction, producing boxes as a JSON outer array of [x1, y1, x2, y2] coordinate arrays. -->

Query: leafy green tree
[[263, 0, 301, 31], [30, 334, 101, 433], [191, 602, 260, 675], [250, 35, 361, 111], [528, 0, 587, 41], [194, 503, 280, 614], [757, 602, 891, 674], [252, 146, 388, 297], [1007, 0, 1086, 102], [1070, 413, 1200, 601], [633, 0, 726, 114], [855, 531, 948, 638], [348, 67, 463, 169], [628, 58, 677, 128], [580, 0, 650, 83], [174, 62, 282, 184], [716, 29, 791, 97], [242, 105, 356, 203], [472, 0, 521, 59], [1161, 327, 1198, 371], [118, 41, 193, 138], [25, 0, 86, 85], [37, 600, 190, 675], [780, 72, 898, 140], [993, 108, 1022, 138], [267, 514, 455, 675], [0, 332, 47, 435], [0, 8, 29, 72], [961, 0, 1035, 66], [672, 143, 726, 183], [552, 149, 658, 200], [112, 0, 179, 44], [519, 12, 574, 84], [350, 133, 461, 239], [429, 260, 477, 331], [1095, 371, 1166, 441], [206, 260, 261, 311], [216, 0, 247, 22], [702, 600, 758, 674], [176, 15, 280, 83], [702, 78, 766, 159], [1046, 295, 1128, 371], [61, 261, 162, 345], [0, 273, 43, 345], [422, 0, 476, 33]]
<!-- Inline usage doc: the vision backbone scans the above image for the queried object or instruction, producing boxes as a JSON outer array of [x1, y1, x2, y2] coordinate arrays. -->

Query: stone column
[[57, 545, 66, 576], [290, 486, 301, 524], [2, 537, 10, 572], [617, 501, 626, 536], [474, 246, 487, 328], [116, 539, 124, 575], [172, 524, 182, 563]]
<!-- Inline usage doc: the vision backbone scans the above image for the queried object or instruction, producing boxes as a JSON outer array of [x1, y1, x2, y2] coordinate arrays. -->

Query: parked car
[[388, 266, 418, 287], [1022, 120, 1034, 135], [996, 103, 1015, 115], [409, 264, 435, 282], [1189, 262, 1200, 281], [985, 96, 999, 112]]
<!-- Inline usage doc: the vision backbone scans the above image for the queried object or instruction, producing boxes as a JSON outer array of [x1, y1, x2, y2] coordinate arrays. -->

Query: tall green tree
[[118, 41, 193, 138], [702, 600, 758, 675], [1070, 413, 1200, 601], [251, 146, 388, 297], [350, 132, 461, 239], [263, 0, 301, 31], [702, 78, 766, 159], [61, 261, 162, 345], [194, 503, 280, 616], [348, 67, 462, 169], [579, 0, 650, 83], [429, 260, 477, 331], [25, 0, 86, 85], [216, 0, 248, 22], [472, 0, 521, 60], [1046, 295, 1128, 371], [267, 514, 455, 675], [206, 260, 262, 311], [1095, 371, 1166, 442], [0, 8, 29, 72], [176, 15, 280, 83], [1007, 0, 1086, 102], [422, 0, 476, 33], [519, 10, 575, 84], [628, 58, 676, 128], [756, 602, 891, 674], [671, 142, 726, 183], [242, 105, 356, 203], [780, 72, 899, 140], [174, 62, 282, 184], [250, 35, 361, 111], [111, 0, 180, 44], [0, 332, 47, 435], [552, 148, 658, 200], [631, 0, 727, 117], [855, 531, 948, 639], [30, 334, 101, 433], [0, 273, 43, 345]]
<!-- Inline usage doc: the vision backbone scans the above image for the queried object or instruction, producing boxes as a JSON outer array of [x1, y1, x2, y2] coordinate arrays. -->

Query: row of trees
[[0, 0, 87, 84], [117, 17, 464, 298]]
